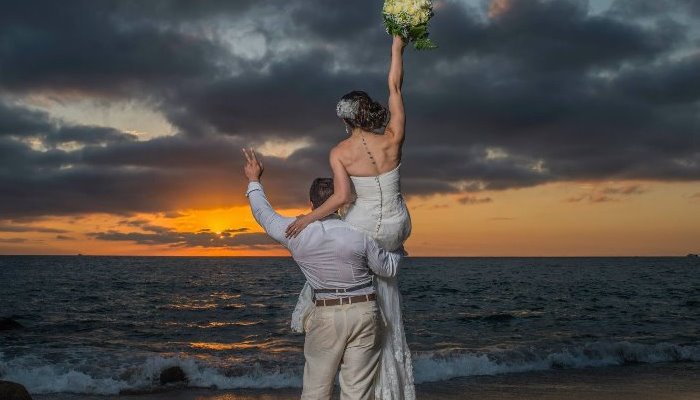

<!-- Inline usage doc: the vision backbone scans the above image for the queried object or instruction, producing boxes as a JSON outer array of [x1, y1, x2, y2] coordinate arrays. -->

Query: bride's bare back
[[335, 129, 402, 177], [333, 33, 408, 177], [284, 35, 407, 238]]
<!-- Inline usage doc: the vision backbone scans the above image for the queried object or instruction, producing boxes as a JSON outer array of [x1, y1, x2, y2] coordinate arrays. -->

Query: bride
[[286, 35, 414, 399]]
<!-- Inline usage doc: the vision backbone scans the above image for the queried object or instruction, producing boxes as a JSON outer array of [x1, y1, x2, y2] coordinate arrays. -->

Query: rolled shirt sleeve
[[246, 181, 294, 248]]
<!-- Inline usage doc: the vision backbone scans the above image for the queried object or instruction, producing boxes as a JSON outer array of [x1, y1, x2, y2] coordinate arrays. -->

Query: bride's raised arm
[[385, 35, 407, 145], [285, 148, 351, 238], [284, 36, 406, 239]]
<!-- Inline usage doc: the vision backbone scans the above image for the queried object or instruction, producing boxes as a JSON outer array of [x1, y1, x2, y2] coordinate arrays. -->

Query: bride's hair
[[336, 91, 389, 132]]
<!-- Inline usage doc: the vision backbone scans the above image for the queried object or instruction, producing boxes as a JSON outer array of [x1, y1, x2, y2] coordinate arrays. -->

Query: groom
[[242, 148, 403, 400]]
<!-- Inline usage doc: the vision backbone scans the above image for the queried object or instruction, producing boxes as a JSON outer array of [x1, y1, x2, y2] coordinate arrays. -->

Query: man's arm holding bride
[[365, 238, 407, 278], [242, 148, 295, 248]]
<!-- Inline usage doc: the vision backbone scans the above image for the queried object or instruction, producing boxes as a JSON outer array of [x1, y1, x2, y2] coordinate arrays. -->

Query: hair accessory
[[336, 97, 359, 119]]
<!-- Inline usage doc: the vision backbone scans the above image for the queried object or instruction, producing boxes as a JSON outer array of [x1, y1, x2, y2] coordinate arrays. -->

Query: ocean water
[[0, 256, 698, 395]]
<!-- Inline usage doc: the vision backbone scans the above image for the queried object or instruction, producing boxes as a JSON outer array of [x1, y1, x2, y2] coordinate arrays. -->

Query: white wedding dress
[[291, 164, 415, 400]]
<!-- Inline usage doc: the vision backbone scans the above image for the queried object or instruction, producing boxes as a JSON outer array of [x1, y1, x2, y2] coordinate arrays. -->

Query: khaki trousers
[[301, 300, 381, 400]]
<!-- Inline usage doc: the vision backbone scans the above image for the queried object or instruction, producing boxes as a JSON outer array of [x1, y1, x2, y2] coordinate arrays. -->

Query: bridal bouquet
[[383, 0, 437, 50]]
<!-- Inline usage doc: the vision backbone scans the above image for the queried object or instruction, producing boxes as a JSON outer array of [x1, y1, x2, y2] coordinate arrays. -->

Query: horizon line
[[0, 254, 697, 258]]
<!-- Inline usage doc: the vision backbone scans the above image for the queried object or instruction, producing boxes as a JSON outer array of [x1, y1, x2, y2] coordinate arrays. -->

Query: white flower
[[383, 0, 436, 49]]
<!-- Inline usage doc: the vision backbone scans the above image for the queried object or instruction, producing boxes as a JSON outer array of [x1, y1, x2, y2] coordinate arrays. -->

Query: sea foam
[[413, 340, 700, 383], [2, 340, 699, 394]]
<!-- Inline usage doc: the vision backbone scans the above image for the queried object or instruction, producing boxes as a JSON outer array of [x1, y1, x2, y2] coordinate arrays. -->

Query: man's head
[[309, 178, 334, 209]]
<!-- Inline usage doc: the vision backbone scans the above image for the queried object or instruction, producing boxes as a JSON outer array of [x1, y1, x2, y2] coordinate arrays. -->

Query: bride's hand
[[393, 35, 407, 49], [286, 214, 310, 238]]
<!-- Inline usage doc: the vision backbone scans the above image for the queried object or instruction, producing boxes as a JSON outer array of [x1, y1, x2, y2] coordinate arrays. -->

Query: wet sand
[[35, 362, 700, 400]]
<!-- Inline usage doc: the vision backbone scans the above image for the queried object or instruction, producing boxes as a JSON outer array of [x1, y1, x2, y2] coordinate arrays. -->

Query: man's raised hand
[[242, 148, 263, 182]]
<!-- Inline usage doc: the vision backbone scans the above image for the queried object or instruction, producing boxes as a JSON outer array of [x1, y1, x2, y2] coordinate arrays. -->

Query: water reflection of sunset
[[190, 340, 301, 354], [190, 341, 262, 351], [165, 321, 263, 329]]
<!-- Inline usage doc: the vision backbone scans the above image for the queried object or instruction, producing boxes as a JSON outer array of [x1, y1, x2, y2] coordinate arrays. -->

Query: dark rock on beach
[[0, 381, 33, 400], [160, 366, 187, 385], [0, 317, 23, 331]]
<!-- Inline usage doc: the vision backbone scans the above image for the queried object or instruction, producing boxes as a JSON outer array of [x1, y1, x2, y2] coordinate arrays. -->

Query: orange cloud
[[489, 0, 513, 19]]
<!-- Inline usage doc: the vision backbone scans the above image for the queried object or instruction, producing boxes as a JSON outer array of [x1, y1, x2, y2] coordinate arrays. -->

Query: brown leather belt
[[314, 280, 373, 294], [315, 293, 376, 307]]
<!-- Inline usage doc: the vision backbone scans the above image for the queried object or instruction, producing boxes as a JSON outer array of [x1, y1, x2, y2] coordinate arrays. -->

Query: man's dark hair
[[310, 178, 334, 209]]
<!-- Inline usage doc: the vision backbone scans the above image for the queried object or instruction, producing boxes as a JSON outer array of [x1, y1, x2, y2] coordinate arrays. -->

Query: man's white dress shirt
[[246, 181, 403, 300]]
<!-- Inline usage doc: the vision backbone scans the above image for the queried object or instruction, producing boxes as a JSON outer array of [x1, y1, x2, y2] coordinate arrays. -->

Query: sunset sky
[[1, 0, 699, 256]]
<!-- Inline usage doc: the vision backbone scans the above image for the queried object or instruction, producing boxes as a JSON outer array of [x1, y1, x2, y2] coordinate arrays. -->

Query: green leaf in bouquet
[[408, 24, 427, 39], [414, 37, 438, 50], [383, 15, 406, 37]]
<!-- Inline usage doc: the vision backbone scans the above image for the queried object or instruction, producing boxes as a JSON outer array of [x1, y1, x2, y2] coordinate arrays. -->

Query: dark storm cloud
[[114, 0, 261, 21], [0, 0, 699, 219], [161, 50, 354, 141], [614, 55, 700, 105], [0, 99, 137, 147], [0, 125, 320, 218], [88, 224, 276, 249], [0, 101, 50, 137], [609, 0, 700, 17], [0, 224, 68, 233], [468, 0, 674, 72], [289, 0, 380, 40], [47, 126, 138, 146], [0, 1, 232, 95]]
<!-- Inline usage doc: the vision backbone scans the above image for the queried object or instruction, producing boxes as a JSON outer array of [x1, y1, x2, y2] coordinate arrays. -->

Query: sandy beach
[[33, 361, 700, 400]]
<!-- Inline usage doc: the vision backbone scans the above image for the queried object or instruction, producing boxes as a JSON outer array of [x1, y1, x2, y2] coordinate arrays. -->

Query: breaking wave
[[1, 340, 698, 394]]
